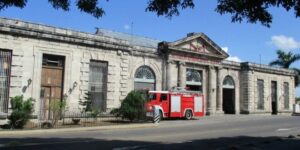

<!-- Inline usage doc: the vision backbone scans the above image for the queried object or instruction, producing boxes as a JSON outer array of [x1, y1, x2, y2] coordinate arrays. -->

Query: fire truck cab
[[145, 88, 205, 120]]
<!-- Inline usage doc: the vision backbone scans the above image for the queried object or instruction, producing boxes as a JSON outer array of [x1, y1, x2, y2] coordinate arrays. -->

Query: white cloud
[[226, 56, 242, 62], [270, 35, 300, 50], [221, 47, 229, 53], [222, 47, 242, 62], [123, 24, 130, 30]]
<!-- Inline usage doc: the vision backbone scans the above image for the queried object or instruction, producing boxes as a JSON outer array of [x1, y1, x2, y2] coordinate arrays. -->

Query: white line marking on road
[[277, 128, 292, 131], [113, 145, 141, 150]]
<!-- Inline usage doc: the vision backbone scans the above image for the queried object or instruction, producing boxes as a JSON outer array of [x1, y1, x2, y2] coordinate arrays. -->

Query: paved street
[[1, 115, 300, 149]]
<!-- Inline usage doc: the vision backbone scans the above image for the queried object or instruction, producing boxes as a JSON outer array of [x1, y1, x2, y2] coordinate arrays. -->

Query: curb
[[0, 123, 158, 136]]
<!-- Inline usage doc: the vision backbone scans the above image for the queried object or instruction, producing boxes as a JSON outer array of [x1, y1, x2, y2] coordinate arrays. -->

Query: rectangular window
[[284, 82, 289, 109], [0, 50, 12, 113], [257, 79, 264, 110], [89, 60, 108, 112]]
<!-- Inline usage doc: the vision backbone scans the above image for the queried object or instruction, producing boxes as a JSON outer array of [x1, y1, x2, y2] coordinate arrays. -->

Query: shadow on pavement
[[1, 135, 300, 150]]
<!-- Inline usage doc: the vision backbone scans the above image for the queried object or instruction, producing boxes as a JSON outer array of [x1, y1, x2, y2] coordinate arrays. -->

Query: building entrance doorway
[[40, 54, 65, 120], [271, 81, 278, 115], [222, 76, 235, 114]]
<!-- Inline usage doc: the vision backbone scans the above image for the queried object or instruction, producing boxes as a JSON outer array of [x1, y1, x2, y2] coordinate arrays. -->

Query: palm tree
[[270, 50, 300, 68], [269, 50, 300, 87]]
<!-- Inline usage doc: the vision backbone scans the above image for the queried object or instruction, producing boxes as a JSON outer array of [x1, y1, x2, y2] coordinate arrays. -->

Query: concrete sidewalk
[[0, 123, 157, 136]]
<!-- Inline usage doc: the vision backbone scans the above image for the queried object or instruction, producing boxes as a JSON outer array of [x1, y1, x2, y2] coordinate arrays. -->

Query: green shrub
[[8, 95, 34, 129], [89, 108, 99, 118], [49, 99, 67, 126], [111, 90, 147, 122]]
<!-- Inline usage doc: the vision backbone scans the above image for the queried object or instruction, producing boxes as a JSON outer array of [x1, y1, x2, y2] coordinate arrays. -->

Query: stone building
[[0, 17, 296, 120]]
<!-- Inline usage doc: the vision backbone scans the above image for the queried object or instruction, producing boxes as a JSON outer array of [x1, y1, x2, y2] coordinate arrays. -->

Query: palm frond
[[269, 60, 284, 67]]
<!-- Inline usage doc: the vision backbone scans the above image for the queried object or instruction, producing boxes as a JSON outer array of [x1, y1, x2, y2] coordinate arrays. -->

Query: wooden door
[[40, 54, 64, 120]]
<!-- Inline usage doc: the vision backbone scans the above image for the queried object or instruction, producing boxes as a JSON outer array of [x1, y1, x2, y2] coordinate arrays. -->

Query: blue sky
[[0, 1, 299, 96]]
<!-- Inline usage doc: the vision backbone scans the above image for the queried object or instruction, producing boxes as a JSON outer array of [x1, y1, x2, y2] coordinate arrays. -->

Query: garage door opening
[[222, 76, 235, 114]]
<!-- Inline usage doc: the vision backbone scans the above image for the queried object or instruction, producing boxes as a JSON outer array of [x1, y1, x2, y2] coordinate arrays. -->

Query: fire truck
[[145, 87, 205, 120]]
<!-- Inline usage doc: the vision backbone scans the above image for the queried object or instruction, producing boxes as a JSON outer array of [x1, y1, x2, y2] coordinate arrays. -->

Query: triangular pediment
[[168, 33, 229, 59]]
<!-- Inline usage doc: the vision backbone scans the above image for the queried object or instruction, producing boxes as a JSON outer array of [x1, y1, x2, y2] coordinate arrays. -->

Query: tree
[[269, 50, 300, 87], [1, 0, 300, 27], [111, 90, 147, 122], [270, 50, 300, 68], [0, 0, 105, 18], [78, 92, 93, 113], [48, 99, 67, 127]]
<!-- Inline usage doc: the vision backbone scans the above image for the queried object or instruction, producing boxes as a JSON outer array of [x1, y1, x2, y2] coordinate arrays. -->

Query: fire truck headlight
[[148, 106, 153, 111]]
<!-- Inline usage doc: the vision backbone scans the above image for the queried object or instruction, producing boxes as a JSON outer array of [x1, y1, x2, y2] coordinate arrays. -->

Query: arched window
[[134, 66, 156, 90], [186, 68, 202, 91], [223, 76, 235, 89], [186, 68, 202, 85]]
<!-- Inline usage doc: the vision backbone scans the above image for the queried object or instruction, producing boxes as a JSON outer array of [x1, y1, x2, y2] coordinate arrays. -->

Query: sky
[[0, 1, 299, 96]]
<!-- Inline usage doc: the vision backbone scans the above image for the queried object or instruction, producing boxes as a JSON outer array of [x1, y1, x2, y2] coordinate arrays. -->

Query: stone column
[[216, 67, 223, 114], [178, 61, 186, 87], [208, 66, 217, 115], [167, 60, 174, 90]]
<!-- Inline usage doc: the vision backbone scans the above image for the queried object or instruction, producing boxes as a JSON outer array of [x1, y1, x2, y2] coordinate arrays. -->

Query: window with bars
[[257, 79, 264, 110], [186, 68, 202, 91], [89, 60, 108, 112], [0, 50, 11, 113], [42, 54, 64, 67], [134, 66, 156, 90], [284, 82, 289, 109]]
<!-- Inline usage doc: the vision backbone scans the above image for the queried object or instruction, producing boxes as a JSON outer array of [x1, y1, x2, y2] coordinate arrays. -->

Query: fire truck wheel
[[185, 110, 193, 120]]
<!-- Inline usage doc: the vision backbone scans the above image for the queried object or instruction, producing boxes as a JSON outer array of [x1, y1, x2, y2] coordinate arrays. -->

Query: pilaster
[[216, 66, 224, 114], [207, 66, 217, 115], [178, 61, 186, 87], [167, 60, 176, 90]]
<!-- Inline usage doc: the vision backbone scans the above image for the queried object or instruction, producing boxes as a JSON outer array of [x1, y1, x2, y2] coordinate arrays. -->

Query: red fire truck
[[145, 88, 205, 120]]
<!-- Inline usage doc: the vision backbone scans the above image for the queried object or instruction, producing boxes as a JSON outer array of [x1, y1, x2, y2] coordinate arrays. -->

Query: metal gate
[[40, 54, 64, 120], [0, 50, 11, 113]]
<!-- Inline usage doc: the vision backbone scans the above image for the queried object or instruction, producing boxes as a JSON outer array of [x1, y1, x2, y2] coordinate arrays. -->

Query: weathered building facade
[[0, 18, 295, 120]]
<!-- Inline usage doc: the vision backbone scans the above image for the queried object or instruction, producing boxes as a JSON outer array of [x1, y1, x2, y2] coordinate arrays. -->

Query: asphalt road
[[1, 115, 300, 150]]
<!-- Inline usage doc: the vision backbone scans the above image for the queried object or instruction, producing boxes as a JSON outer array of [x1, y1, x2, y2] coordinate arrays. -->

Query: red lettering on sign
[[170, 51, 220, 64]]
